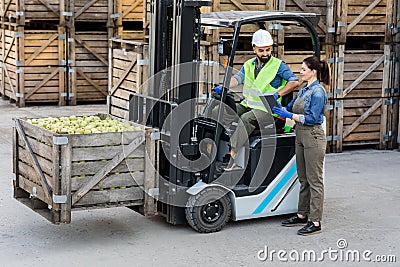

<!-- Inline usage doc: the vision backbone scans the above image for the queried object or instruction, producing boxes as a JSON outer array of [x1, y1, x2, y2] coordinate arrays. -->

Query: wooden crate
[[13, 114, 157, 224], [0, 26, 66, 106], [1, 0, 114, 24], [109, 39, 148, 119], [68, 29, 110, 104], [112, 0, 146, 41], [121, 30, 145, 42], [277, 0, 335, 40], [329, 45, 396, 151], [68, 0, 113, 23], [336, 0, 396, 43], [0, 0, 62, 24]]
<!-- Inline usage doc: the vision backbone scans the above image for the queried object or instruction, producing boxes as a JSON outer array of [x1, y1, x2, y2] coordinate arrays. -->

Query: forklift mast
[[147, 0, 212, 224]]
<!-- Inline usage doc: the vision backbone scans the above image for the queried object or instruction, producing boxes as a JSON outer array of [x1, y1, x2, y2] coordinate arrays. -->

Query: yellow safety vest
[[241, 56, 287, 112]]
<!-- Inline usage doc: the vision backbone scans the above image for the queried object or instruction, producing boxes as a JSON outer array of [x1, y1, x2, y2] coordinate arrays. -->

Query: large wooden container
[[112, 0, 146, 41], [108, 39, 148, 119], [329, 45, 397, 151], [13, 114, 157, 224], [336, 0, 397, 43], [0, 26, 66, 106]]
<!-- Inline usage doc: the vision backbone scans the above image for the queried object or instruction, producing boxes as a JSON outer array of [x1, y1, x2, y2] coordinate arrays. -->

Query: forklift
[[129, 0, 321, 233]]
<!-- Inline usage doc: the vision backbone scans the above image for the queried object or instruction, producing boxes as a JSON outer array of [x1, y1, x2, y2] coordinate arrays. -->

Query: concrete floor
[[0, 100, 399, 267]]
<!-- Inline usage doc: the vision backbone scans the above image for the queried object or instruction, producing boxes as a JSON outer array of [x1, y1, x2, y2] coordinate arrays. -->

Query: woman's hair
[[303, 56, 330, 85]]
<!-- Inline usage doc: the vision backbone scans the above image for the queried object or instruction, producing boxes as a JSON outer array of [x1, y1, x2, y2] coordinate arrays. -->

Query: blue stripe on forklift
[[252, 164, 297, 215]]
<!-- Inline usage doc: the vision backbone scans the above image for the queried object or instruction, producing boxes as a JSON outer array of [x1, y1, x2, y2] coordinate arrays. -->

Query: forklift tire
[[185, 187, 232, 233]]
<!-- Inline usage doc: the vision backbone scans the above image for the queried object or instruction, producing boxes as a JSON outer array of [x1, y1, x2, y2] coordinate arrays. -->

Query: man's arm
[[277, 80, 300, 97], [229, 66, 244, 88], [276, 62, 300, 97]]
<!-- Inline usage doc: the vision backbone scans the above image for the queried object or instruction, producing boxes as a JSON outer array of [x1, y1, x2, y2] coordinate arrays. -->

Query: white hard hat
[[252, 29, 273, 47]]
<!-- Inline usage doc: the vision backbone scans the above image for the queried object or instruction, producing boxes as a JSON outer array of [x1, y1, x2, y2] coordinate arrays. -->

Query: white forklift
[[129, 0, 321, 233]]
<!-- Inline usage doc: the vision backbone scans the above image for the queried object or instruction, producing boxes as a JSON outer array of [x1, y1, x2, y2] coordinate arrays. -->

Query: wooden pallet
[[13, 114, 158, 224], [0, 25, 66, 106], [68, 29, 111, 105], [329, 45, 396, 151], [108, 39, 148, 119], [336, 0, 396, 43]]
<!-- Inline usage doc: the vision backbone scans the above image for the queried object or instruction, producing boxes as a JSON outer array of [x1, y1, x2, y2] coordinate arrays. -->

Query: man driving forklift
[[213, 29, 300, 171]]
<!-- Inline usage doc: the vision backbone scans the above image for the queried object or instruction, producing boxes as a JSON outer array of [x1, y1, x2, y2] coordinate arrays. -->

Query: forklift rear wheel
[[185, 187, 232, 233]]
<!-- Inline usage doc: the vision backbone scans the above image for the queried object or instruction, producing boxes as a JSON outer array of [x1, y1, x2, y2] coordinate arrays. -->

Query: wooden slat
[[74, 187, 144, 206], [379, 45, 391, 148], [144, 131, 157, 215], [2, 64, 16, 97], [70, 158, 145, 176], [343, 132, 380, 142], [71, 172, 145, 191], [60, 136, 72, 223], [71, 144, 144, 161], [71, 132, 145, 205]]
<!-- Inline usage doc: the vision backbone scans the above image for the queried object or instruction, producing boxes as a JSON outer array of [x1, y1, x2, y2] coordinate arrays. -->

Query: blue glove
[[214, 85, 223, 95], [272, 106, 293, 119], [273, 92, 283, 108]]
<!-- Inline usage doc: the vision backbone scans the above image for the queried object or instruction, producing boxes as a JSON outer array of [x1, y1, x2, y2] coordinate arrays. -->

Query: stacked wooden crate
[[108, 39, 148, 119], [0, 0, 66, 106], [0, 0, 115, 106], [328, 0, 398, 151], [112, 0, 147, 41], [107, 0, 148, 119], [65, 0, 114, 105]]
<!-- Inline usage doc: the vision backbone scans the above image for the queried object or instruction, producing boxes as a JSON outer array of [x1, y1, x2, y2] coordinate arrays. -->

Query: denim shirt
[[233, 58, 298, 88], [286, 80, 326, 126]]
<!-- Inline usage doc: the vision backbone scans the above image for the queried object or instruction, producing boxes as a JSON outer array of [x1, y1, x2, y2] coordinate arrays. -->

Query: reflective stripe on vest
[[241, 56, 287, 112]]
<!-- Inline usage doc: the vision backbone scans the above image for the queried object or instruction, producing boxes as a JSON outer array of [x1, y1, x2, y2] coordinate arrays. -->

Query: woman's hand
[[272, 106, 293, 119]]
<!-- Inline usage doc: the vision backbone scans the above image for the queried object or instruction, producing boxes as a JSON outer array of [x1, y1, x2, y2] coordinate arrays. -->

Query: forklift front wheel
[[185, 187, 232, 233]]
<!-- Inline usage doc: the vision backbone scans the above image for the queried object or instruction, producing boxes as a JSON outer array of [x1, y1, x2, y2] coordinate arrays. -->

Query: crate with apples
[[12, 113, 157, 224]]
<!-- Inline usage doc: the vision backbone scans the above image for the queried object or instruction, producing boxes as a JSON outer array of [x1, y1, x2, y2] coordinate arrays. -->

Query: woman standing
[[272, 56, 329, 236]]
